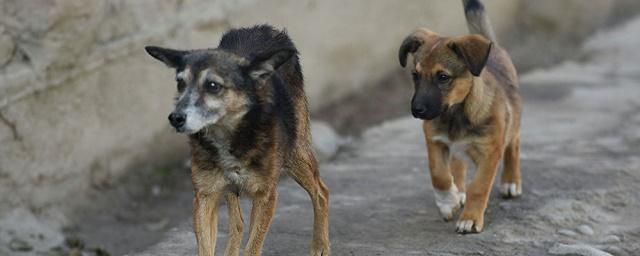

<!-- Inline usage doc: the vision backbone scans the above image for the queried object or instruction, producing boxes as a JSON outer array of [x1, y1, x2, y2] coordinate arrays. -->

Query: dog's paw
[[311, 246, 330, 256], [456, 219, 482, 233], [311, 241, 330, 256], [499, 182, 521, 198], [434, 185, 462, 221], [456, 209, 484, 234]]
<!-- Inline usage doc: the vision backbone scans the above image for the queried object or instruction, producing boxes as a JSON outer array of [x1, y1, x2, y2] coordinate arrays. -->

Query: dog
[[398, 0, 522, 233], [145, 25, 330, 255]]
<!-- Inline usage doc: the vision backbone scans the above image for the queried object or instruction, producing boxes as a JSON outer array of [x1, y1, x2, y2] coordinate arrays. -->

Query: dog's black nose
[[412, 106, 428, 118], [168, 112, 186, 129]]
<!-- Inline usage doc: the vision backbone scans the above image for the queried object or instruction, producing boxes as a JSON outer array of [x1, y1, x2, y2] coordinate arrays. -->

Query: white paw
[[500, 182, 521, 198], [434, 185, 461, 221], [456, 219, 481, 233]]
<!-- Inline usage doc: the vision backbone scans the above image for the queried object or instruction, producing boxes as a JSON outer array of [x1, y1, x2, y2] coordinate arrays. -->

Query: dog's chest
[[207, 140, 253, 186], [431, 135, 471, 158]]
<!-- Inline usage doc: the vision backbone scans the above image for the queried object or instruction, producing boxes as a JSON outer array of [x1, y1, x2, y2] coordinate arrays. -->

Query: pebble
[[9, 238, 33, 251], [601, 245, 626, 256], [549, 243, 613, 256], [499, 202, 512, 210], [577, 224, 595, 236], [601, 235, 621, 243], [558, 229, 578, 237], [145, 218, 170, 231], [151, 185, 161, 196]]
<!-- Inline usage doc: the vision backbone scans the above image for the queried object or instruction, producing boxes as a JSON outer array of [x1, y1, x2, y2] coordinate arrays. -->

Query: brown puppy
[[145, 25, 330, 255], [398, 0, 522, 233]]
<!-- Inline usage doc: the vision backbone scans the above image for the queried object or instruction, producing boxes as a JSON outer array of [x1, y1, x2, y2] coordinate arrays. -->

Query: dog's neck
[[463, 75, 495, 125]]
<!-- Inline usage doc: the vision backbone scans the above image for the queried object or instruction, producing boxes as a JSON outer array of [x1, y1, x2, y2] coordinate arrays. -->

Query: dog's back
[[219, 25, 304, 90]]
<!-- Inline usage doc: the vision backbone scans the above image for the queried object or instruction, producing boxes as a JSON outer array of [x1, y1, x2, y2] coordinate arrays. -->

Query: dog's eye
[[411, 71, 420, 83], [206, 81, 222, 94], [436, 72, 451, 83]]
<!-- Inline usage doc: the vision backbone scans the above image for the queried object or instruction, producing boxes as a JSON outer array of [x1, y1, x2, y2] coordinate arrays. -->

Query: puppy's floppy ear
[[398, 36, 422, 68], [447, 35, 492, 76], [398, 28, 439, 67], [245, 48, 296, 82], [144, 46, 188, 68]]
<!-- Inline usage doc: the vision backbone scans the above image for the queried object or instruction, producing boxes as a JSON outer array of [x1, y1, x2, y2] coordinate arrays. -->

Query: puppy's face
[[145, 46, 294, 134], [399, 29, 492, 120]]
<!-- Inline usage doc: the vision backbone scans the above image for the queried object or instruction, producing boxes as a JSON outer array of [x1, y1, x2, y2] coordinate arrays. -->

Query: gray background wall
[[1, 0, 639, 226]]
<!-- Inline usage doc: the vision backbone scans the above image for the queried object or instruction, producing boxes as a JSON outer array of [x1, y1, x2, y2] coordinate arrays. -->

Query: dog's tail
[[462, 0, 497, 43]]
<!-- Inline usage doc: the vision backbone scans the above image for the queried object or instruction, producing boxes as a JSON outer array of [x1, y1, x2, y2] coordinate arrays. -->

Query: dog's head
[[399, 28, 492, 120], [145, 46, 294, 134]]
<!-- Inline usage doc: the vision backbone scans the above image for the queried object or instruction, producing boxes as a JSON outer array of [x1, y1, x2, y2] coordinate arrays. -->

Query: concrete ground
[[130, 17, 640, 256]]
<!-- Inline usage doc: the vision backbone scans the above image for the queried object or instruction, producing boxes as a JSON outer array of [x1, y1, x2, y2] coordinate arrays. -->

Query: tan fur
[[407, 30, 522, 233]]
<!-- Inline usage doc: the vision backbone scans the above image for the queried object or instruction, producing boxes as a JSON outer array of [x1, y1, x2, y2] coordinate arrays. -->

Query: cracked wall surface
[[0, 0, 639, 225]]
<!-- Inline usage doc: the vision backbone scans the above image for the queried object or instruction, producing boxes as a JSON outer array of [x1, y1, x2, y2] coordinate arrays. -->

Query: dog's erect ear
[[398, 28, 439, 68], [144, 46, 187, 68], [447, 35, 492, 76], [245, 48, 295, 82]]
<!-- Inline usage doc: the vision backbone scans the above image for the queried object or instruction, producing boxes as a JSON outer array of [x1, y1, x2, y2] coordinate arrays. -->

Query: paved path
[[133, 18, 640, 256]]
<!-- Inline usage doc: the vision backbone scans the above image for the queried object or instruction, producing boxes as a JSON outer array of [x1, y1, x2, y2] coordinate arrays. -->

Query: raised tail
[[462, 0, 497, 43]]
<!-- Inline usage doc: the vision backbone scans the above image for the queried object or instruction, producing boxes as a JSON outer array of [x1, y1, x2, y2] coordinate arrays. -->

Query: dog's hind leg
[[288, 150, 331, 256], [244, 189, 278, 256], [500, 134, 521, 198], [224, 192, 244, 256], [193, 191, 222, 256]]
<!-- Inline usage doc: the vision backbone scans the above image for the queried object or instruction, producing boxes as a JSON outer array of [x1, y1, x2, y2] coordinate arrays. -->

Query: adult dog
[[145, 25, 330, 255]]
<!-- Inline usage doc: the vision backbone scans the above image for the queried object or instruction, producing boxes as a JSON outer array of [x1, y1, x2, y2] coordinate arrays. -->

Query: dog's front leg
[[193, 191, 222, 256], [425, 137, 462, 221], [224, 191, 244, 256], [456, 142, 503, 233], [244, 189, 278, 256]]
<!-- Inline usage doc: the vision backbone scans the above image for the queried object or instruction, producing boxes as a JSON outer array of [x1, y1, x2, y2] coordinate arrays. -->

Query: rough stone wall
[[0, 0, 254, 223], [0, 0, 639, 224]]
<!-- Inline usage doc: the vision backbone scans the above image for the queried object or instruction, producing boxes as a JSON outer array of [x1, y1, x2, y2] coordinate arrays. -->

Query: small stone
[[151, 185, 161, 196], [549, 243, 613, 256], [9, 238, 33, 251], [145, 218, 169, 231], [577, 224, 595, 236], [558, 229, 578, 237], [499, 202, 512, 210], [601, 245, 626, 256], [0, 29, 15, 67], [311, 121, 345, 161], [601, 235, 621, 243]]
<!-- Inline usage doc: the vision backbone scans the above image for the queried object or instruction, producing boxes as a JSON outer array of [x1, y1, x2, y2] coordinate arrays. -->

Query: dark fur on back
[[219, 25, 303, 87]]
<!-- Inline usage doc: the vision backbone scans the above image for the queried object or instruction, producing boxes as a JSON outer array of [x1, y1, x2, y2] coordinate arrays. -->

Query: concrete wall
[[1, 0, 639, 223]]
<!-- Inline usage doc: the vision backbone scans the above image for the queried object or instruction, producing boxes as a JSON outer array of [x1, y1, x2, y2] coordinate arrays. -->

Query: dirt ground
[[4, 14, 640, 256]]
